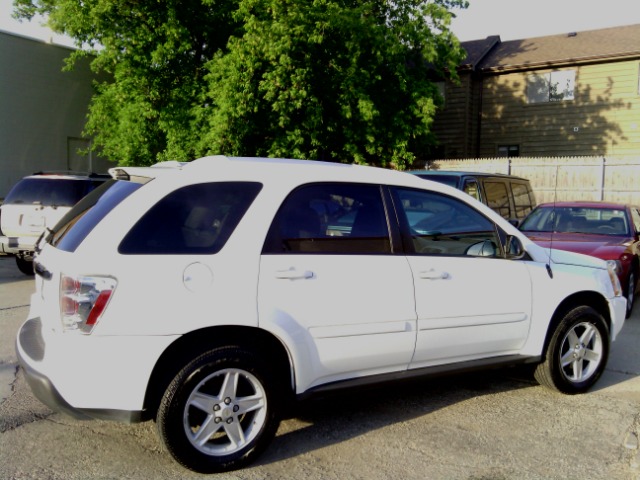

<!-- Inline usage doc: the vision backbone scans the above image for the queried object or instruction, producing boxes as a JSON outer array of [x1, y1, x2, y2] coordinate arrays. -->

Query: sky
[[1, 0, 640, 46]]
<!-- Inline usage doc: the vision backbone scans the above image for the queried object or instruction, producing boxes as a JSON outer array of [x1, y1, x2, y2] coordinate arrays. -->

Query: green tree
[[14, 0, 467, 168]]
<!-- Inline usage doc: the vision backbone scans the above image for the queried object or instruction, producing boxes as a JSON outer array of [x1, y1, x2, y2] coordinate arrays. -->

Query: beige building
[[0, 31, 113, 198], [432, 24, 640, 160]]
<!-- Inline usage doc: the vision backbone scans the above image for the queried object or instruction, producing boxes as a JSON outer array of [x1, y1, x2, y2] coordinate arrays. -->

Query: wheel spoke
[[583, 348, 601, 363], [223, 418, 246, 448], [560, 349, 575, 368], [572, 358, 584, 380], [189, 391, 219, 413], [220, 371, 240, 400], [579, 324, 596, 346], [566, 329, 580, 347], [192, 415, 223, 446], [235, 393, 265, 415]]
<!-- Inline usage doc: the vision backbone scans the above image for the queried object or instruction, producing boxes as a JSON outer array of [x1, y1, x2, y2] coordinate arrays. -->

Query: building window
[[497, 145, 520, 157], [527, 70, 575, 103]]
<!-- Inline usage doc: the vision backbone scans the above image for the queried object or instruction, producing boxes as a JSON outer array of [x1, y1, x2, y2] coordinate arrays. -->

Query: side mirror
[[466, 240, 498, 257], [506, 235, 526, 259]]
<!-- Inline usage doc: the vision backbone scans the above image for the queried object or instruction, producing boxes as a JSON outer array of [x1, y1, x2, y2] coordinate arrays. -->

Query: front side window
[[483, 181, 511, 218], [263, 183, 390, 254], [527, 70, 575, 103], [119, 182, 262, 254], [393, 188, 500, 257]]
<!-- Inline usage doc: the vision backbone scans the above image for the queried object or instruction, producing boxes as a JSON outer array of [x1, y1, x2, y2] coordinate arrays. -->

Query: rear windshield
[[4, 178, 96, 207], [50, 180, 142, 252], [118, 182, 263, 255]]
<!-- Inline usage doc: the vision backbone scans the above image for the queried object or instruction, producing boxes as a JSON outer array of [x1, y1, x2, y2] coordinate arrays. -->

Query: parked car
[[0, 172, 110, 274], [408, 170, 536, 223], [520, 201, 640, 317], [17, 156, 626, 473]]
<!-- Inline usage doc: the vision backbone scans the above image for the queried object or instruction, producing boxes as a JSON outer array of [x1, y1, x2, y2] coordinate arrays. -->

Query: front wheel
[[534, 306, 609, 394], [156, 347, 281, 473], [625, 270, 636, 318]]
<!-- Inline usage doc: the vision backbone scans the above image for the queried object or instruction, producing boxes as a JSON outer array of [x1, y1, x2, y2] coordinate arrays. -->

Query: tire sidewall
[[157, 347, 281, 473], [547, 307, 610, 394]]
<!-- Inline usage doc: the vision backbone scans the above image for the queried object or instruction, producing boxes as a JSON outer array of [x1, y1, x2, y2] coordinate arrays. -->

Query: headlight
[[606, 261, 623, 297]]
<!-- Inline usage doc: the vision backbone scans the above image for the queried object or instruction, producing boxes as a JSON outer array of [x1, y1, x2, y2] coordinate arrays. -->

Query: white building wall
[[0, 31, 114, 198]]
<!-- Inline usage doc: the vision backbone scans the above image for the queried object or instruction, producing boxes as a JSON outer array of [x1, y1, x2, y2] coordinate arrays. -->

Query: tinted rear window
[[5, 178, 94, 207], [52, 180, 142, 252], [119, 182, 262, 255]]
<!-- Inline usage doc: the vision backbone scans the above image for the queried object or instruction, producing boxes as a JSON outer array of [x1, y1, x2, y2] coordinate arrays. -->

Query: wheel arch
[[541, 291, 611, 357], [142, 326, 294, 420]]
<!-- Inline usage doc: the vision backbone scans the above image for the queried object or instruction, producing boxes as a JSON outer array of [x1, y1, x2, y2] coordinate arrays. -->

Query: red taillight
[[86, 290, 113, 326], [60, 274, 117, 334]]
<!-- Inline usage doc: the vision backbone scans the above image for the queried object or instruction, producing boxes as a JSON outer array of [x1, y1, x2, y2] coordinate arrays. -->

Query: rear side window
[[4, 178, 93, 207], [263, 183, 391, 254], [512, 182, 535, 219], [483, 181, 511, 218], [119, 182, 262, 255]]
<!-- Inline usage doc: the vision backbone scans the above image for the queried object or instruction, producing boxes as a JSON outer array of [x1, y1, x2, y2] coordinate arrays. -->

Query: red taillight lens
[[60, 275, 117, 334]]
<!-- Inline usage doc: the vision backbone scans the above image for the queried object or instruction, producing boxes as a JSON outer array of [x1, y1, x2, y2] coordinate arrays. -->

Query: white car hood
[[526, 242, 607, 270]]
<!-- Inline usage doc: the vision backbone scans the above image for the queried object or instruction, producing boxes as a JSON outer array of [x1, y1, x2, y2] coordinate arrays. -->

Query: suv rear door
[[259, 182, 417, 393]]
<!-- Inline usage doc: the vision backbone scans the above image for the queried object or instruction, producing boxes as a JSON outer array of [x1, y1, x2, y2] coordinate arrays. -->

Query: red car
[[520, 201, 640, 317]]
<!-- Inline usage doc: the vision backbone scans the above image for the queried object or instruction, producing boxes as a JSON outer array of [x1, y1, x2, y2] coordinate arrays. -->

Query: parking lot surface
[[1, 255, 639, 479]]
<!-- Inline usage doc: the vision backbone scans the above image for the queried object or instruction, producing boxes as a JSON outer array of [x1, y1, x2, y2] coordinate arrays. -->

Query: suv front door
[[259, 183, 417, 393], [391, 187, 533, 367]]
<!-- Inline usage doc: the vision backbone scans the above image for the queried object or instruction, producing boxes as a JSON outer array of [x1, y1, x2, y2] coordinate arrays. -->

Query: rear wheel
[[156, 346, 281, 473], [534, 306, 609, 394], [16, 257, 34, 276]]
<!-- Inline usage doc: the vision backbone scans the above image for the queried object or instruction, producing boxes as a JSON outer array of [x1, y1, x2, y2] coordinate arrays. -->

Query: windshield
[[520, 206, 629, 235], [4, 178, 94, 207]]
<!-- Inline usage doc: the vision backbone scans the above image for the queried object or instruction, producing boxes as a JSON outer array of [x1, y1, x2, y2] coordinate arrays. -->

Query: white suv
[[16, 156, 626, 473], [0, 172, 109, 274]]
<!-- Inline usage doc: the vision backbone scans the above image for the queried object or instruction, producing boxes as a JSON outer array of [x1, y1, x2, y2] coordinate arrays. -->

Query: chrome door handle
[[419, 269, 450, 280], [275, 268, 314, 280]]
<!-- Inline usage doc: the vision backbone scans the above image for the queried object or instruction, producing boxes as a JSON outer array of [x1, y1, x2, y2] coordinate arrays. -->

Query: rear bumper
[[16, 316, 147, 423], [0, 235, 37, 257]]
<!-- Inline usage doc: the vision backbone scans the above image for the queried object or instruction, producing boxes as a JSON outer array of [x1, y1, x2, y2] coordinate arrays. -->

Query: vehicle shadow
[[260, 366, 538, 465]]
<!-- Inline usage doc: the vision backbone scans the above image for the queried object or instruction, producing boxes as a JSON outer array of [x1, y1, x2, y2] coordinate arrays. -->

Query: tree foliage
[[14, 0, 467, 168]]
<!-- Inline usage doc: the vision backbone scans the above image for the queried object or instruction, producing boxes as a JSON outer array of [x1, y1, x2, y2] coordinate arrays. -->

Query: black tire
[[625, 269, 636, 319], [534, 306, 609, 394], [156, 346, 281, 473], [16, 257, 34, 276]]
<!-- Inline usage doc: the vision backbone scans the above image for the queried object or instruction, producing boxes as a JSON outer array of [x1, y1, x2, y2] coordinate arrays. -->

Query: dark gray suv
[[408, 170, 536, 223]]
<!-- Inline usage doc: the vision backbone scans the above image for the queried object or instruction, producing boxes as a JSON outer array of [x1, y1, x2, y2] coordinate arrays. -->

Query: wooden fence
[[428, 156, 640, 205]]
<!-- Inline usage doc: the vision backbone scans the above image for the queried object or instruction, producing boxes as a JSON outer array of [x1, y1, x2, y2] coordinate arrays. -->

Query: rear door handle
[[419, 269, 450, 280], [275, 268, 314, 280]]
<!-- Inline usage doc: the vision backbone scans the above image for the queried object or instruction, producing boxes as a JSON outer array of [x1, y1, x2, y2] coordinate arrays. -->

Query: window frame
[[527, 70, 576, 104]]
